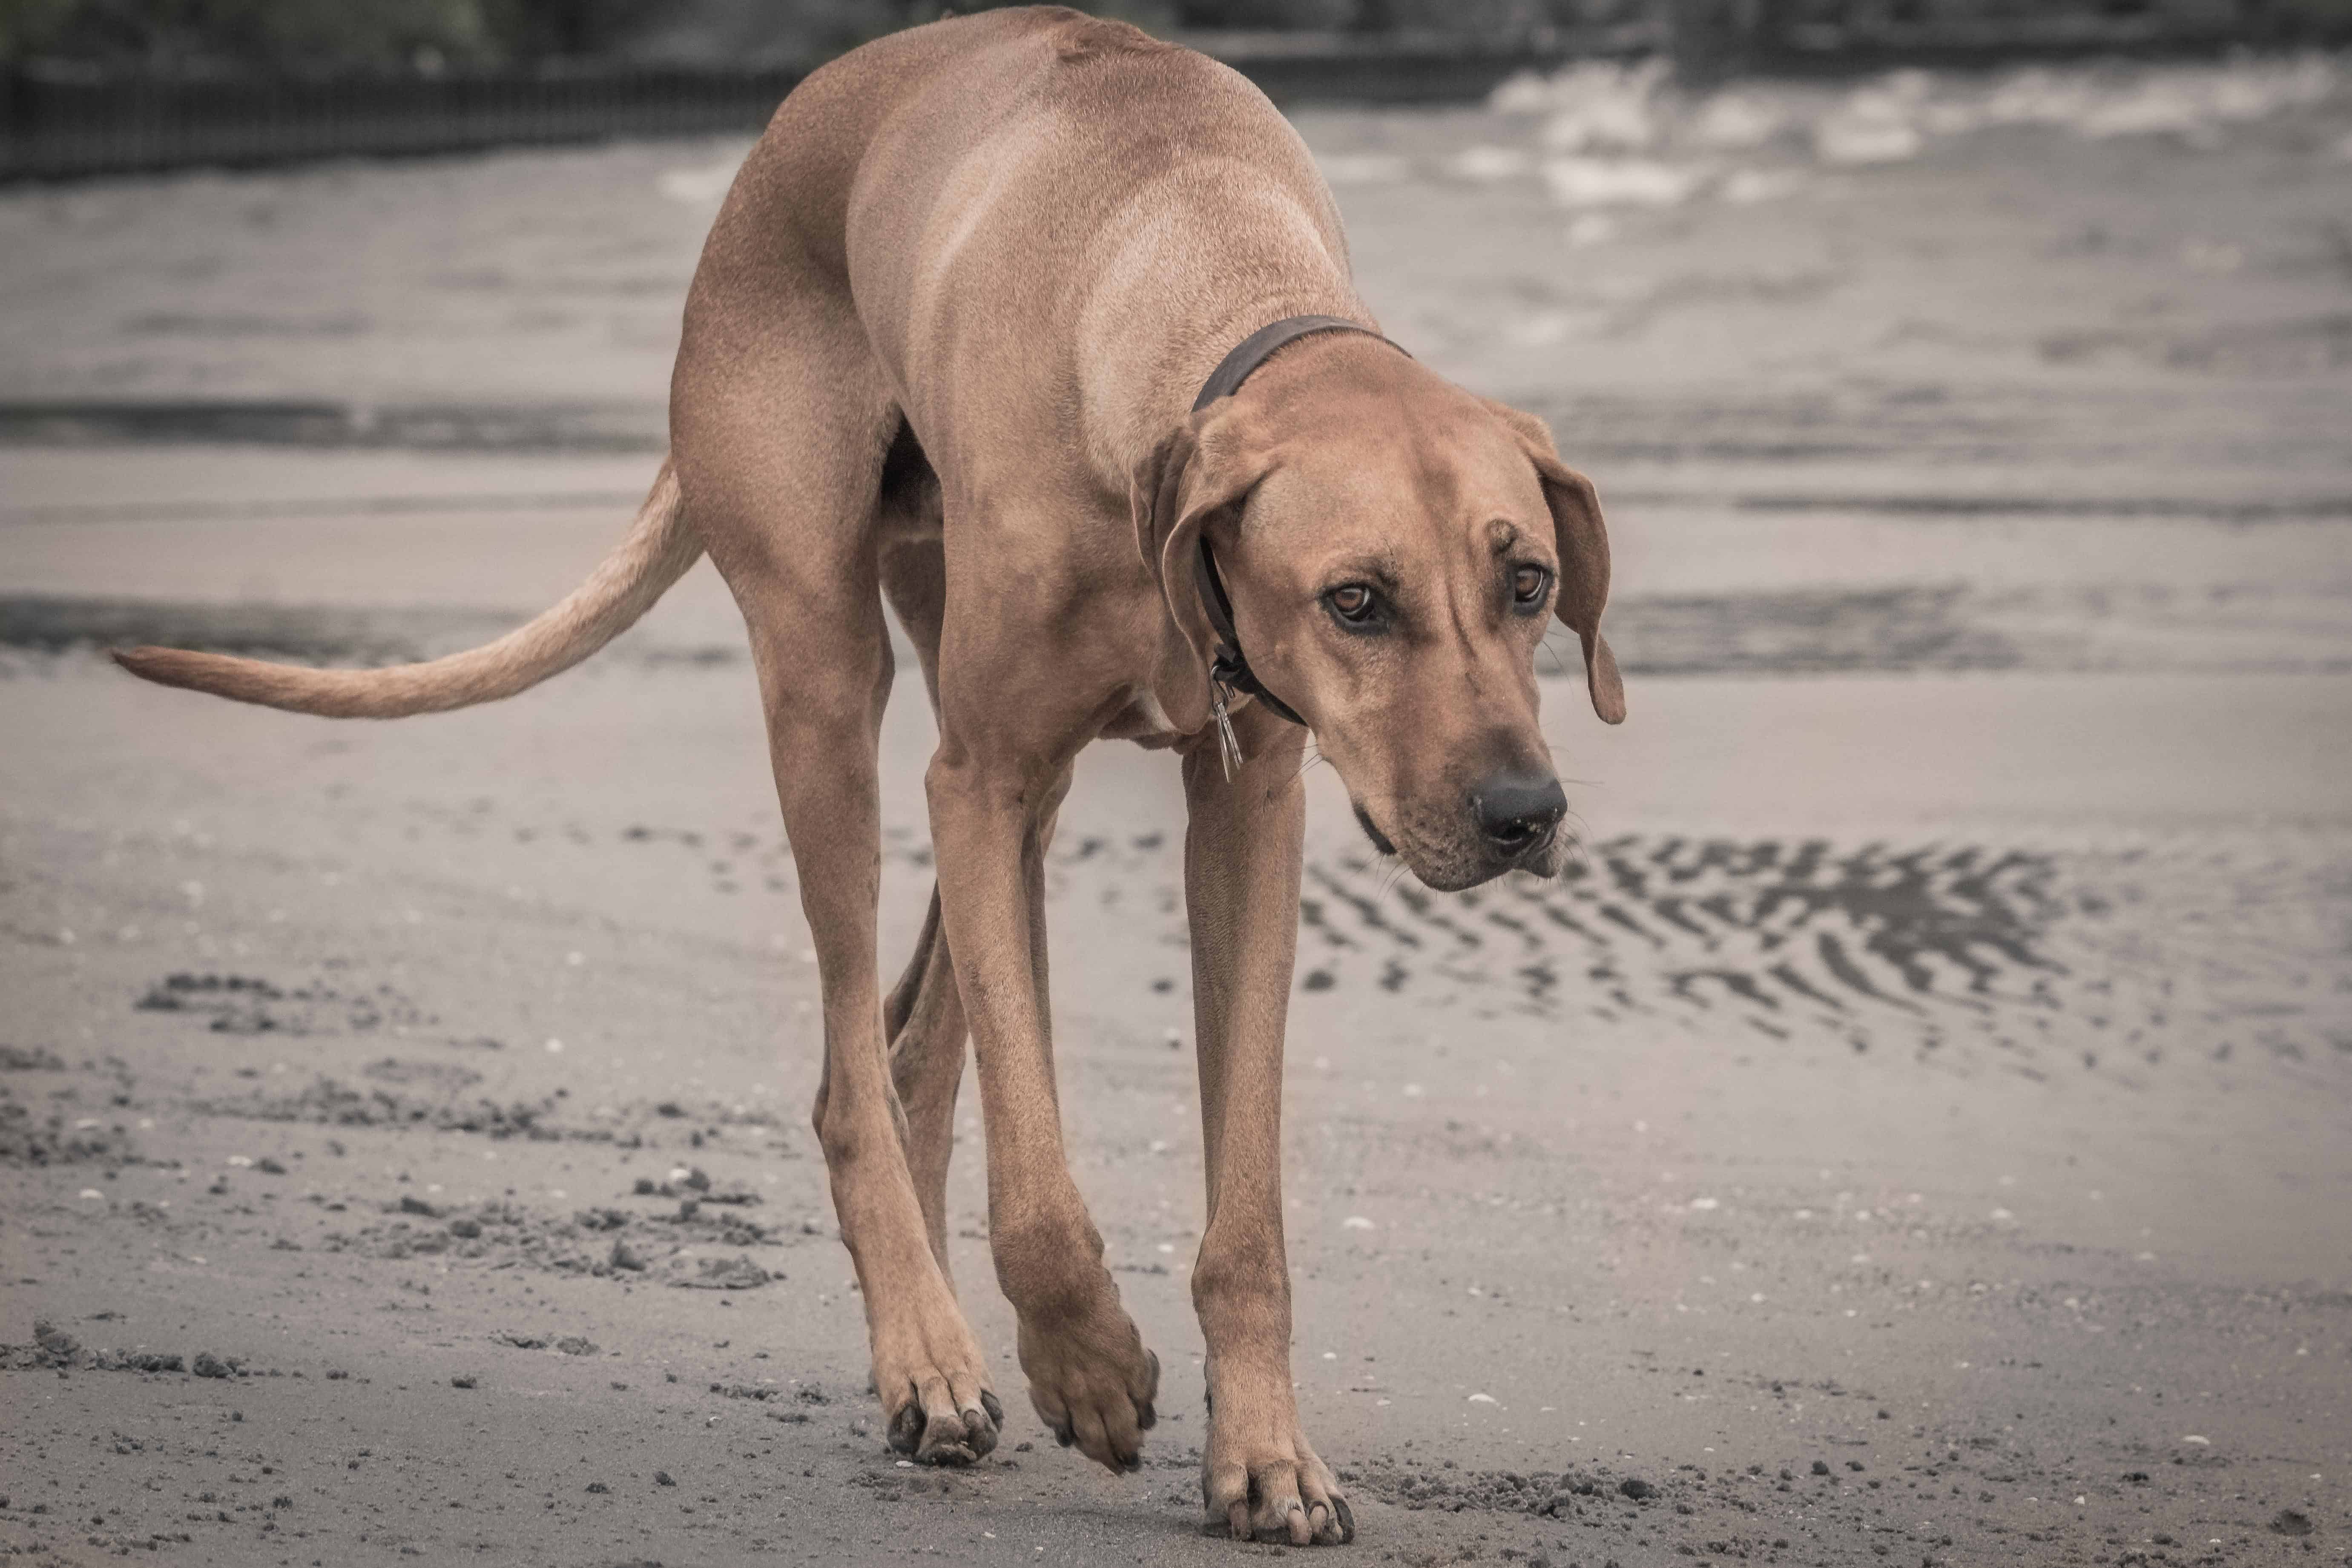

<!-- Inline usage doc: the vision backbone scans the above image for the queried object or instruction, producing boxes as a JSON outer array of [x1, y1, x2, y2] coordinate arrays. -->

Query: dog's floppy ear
[[1481, 399, 1625, 724], [1131, 404, 1271, 734]]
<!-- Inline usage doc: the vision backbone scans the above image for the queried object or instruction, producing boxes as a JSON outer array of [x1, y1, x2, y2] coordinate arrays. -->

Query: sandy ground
[[4, 53, 2352, 1568]]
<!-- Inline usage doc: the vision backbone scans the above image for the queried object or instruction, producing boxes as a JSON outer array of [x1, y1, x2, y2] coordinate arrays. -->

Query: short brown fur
[[113, 8, 1623, 1545]]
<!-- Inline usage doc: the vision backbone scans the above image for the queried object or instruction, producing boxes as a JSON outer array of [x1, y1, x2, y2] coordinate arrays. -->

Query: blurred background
[[3, 4, 2350, 1565], [5, 0, 2352, 177]]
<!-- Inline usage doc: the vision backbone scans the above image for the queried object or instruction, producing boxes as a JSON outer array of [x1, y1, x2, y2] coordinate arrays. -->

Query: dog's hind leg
[[679, 326, 998, 1468], [881, 885, 964, 1281], [879, 526, 969, 1288]]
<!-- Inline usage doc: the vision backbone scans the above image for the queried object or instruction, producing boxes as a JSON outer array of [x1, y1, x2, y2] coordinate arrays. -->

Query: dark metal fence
[[1, 3, 2332, 183]]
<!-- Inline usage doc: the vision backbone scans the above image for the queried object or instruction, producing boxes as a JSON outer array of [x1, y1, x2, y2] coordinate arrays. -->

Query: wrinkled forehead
[[1243, 404, 1548, 558]]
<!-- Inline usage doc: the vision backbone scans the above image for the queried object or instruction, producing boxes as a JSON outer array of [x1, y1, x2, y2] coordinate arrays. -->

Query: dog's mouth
[[1350, 796, 1572, 892], [1350, 801, 1396, 857]]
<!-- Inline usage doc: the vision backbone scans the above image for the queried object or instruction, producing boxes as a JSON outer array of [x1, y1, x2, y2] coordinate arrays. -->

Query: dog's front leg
[[1181, 709, 1353, 1546], [928, 741, 1161, 1473]]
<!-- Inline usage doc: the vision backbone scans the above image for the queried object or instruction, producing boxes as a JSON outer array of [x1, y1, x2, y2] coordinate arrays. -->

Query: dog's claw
[[979, 1389, 1004, 1427], [887, 1399, 925, 1455], [1254, 1506, 1304, 1545], [1133, 1349, 1160, 1430], [1331, 1496, 1355, 1543], [943, 1404, 999, 1467]]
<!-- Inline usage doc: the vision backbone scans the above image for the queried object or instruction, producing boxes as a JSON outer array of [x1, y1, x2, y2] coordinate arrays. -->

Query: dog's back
[[696, 6, 1355, 502]]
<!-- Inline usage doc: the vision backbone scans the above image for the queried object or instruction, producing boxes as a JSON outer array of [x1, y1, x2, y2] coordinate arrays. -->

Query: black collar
[[1189, 314, 1406, 732]]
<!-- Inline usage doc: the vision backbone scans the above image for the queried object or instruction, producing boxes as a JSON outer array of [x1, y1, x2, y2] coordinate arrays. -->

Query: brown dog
[[115, 6, 1624, 1545]]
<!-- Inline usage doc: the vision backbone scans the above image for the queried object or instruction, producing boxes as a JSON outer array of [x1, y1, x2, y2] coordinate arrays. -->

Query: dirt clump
[[0, 1100, 132, 1166]]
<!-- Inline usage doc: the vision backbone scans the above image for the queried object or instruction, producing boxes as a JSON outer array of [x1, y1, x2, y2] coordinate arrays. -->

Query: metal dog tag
[[1211, 684, 1243, 781]]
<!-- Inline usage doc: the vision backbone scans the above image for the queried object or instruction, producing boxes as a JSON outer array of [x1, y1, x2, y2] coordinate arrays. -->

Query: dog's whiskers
[[1537, 628, 1573, 678]]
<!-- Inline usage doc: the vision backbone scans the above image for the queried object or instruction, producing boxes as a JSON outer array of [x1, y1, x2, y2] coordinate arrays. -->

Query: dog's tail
[[112, 460, 701, 719]]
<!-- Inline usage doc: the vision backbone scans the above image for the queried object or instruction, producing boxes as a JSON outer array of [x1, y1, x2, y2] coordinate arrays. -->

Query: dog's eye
[[1326, 584, 1378, 624], [1512, 564, 1551, 606]]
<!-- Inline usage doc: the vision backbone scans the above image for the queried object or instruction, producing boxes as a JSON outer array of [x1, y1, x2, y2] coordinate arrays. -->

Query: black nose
[[1472, 769, 1567, 855]]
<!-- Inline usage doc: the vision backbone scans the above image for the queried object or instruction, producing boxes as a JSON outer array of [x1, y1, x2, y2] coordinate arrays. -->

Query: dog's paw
[[870, 1280, 1002, 1467], [886, 1384, 1004, 1467], [1017, 1300, 1160, 1474], [1201, 1390, 1353, 1545]]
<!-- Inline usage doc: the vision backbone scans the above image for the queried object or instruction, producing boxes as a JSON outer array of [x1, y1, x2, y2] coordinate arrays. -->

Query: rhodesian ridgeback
[[116, 5, 1625, 1544]]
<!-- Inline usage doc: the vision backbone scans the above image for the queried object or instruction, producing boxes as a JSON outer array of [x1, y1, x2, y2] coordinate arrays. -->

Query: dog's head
[[1134, 340, 1623, 892]]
